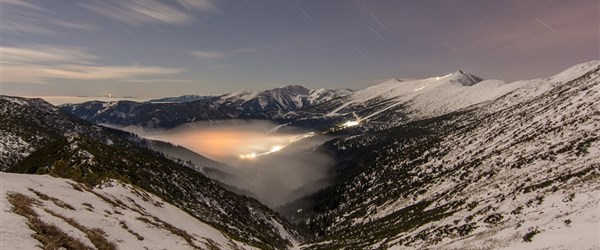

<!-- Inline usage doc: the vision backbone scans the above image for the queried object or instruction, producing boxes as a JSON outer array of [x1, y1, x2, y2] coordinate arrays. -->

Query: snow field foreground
[[0, 172, 256, 250]]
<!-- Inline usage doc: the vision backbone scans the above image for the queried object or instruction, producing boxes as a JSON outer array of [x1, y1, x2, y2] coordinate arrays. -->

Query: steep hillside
[[0, 96, 121, 171], [279, 62, 600, 249], [0, 173, 256, 249], [0, 96, 299, 249]]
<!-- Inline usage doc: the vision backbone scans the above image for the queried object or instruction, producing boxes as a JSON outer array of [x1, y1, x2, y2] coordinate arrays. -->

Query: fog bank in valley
[[119, 120, 335, 207]]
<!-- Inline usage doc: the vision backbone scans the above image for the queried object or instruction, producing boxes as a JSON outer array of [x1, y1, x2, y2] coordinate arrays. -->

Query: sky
[[1, 0, 598, 98]]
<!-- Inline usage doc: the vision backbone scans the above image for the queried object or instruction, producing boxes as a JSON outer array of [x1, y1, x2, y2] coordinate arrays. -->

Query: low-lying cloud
[[125, 120, 335, 207]]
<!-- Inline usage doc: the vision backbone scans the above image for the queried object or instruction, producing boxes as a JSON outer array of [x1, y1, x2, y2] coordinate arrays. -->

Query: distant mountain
[[218, 85, 352, 115], [0, 96, 300, 249], [60, 85, 353, 128], [278, 60, 600, 249]]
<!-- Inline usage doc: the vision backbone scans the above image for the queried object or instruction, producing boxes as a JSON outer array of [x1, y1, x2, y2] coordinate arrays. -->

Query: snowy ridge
[[322, 61, 600, 130], [324, 71, 486, 117], [0, 173, 256, 249]]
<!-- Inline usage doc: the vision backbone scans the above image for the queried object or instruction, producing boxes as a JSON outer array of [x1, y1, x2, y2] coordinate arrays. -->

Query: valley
[[2, 61, 599, 249], [114, 120, 336, 207]]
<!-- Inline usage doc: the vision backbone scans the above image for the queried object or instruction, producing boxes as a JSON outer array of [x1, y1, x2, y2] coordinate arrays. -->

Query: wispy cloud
[[1, 45, 183, 83], [1, 0, 97, 35], [189, 48, 258, 60], [83, 0, 218, 26], [39, 65, 182, 80], [2, 45, 99, 64]]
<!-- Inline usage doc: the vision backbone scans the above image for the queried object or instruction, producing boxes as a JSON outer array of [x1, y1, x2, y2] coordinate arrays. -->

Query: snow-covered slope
[[0, 172, 257, 249], [281, 61, 600, 249]]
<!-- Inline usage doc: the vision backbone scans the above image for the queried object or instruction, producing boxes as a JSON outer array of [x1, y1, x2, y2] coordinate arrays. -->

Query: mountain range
[[60, 85, 351, 128], [1, 60, 599, 249]]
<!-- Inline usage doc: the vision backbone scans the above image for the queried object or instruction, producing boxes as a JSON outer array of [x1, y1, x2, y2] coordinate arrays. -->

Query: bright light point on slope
[[239, 152, 257, 159], [270, 145, 283, 152], [342, 120, 360, 128], [338, 112, 362, 129]]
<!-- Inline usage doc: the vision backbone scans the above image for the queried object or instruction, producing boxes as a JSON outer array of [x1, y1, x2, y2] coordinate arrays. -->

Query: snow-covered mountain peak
[[445, 70, 484, 86]]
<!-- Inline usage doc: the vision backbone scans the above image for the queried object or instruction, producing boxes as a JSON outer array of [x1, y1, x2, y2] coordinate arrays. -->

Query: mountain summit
[[446, 70, 484, 86]]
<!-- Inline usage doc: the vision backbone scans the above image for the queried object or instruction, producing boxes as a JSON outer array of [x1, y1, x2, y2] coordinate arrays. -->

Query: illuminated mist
[[121, 120, 335, 206]]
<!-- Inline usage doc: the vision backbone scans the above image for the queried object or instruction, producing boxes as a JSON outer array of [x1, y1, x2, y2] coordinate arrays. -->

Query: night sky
[[1, 0, 598, 97]]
